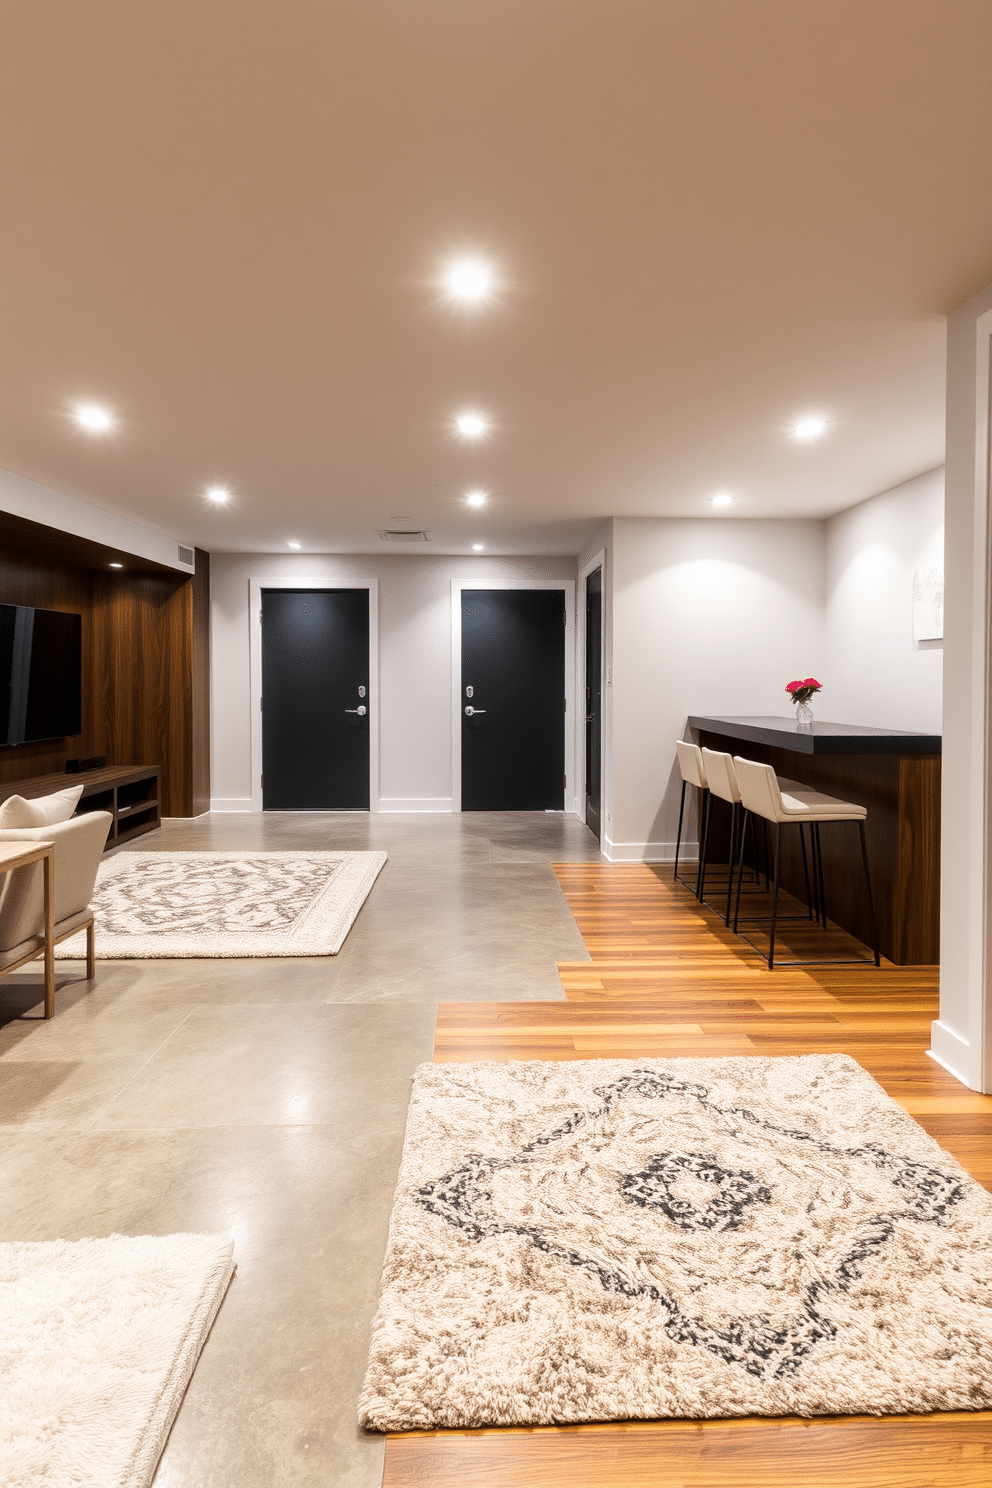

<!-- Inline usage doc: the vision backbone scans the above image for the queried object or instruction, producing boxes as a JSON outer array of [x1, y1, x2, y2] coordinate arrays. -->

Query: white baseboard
[[377, 797, 453, 813], [602, 836, 698, 864], [209, 798, 253, 814], [928, 1019, 981, 1091], [160, 812, 211, 821]]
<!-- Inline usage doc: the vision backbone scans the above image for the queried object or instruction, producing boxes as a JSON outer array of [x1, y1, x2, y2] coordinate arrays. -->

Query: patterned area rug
[[0, 1232, 234, 1488], [57, 850, 387, 958], [360, 1055, 992, 1429]]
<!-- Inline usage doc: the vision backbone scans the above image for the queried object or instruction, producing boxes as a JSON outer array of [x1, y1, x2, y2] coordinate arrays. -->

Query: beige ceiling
[[1, 1, 990, 556]]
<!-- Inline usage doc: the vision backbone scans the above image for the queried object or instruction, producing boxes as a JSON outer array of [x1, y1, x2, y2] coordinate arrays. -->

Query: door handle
[[464, 706, 486, 716], [346, 705, 367, 716]]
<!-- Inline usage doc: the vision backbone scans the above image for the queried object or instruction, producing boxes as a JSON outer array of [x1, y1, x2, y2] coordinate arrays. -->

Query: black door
[[461, 589, 565, 810], [585, 568, 602, 839], [261, 589, 370, 809]]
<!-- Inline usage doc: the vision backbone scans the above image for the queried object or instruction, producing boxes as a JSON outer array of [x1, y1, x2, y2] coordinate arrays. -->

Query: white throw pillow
[[0, 784, 84, 828]]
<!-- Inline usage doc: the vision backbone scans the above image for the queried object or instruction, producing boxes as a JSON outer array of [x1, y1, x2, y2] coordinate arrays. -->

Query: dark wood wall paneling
[[0, 519, 209, 817]]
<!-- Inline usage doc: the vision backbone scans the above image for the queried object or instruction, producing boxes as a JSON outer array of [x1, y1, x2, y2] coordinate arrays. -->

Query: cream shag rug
[[0, 1232, 234, 1488], [56, 849, 387, 958], [360, 1055, 992, 1429]]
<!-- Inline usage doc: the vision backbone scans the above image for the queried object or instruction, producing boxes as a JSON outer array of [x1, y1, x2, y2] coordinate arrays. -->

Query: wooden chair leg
[[43, 852, 55, 1020], [86, 918, 96, 981]]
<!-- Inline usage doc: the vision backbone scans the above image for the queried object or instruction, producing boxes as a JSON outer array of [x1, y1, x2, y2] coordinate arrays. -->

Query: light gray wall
[[605, 516, 827, 858], [824, 469, 944, 733], [209, 550, 576, 812]]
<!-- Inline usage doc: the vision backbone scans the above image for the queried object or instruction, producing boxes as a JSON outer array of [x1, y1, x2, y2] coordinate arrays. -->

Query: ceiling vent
[[378, 529, 431, 542], [178, 545, 195, 566]]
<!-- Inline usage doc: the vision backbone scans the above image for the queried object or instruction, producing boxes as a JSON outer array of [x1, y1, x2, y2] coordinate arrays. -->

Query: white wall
[[824, 469, 944, 733], [934, 280, 992, 1092], [210, 550, 576, 812], [605, 517, 826, 859]]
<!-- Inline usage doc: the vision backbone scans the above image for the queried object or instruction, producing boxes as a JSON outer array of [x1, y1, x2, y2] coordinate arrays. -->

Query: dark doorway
[[461, 589, 565, 811], [261, 588, 370, 810], [584, 568, 602, 839]]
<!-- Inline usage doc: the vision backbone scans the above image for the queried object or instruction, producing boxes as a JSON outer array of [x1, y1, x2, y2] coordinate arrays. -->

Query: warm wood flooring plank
[[385, 1418, 992, 1487], [384, 860, 992, 1488]]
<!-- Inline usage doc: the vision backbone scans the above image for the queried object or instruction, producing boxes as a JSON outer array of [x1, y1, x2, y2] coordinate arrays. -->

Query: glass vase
[[796, 700, 813, 730]]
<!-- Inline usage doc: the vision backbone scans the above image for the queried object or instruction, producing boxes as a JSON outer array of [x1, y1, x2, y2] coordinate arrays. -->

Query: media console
[[0, 765, 161, 849]]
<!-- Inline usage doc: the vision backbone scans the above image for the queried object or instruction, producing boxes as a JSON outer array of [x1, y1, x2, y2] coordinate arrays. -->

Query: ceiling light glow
[[711, 492, 734, 508], [445, 258, 492, 303], [466, 489, 487, 508], [109, 562, 123, 569], [455, 411, 489, 439], [472, 543, 484, 551], [206, 485, 231, 504], [74, 403, 114, 432], [287, 540, 302, 550], [794, 417, 827, 441]]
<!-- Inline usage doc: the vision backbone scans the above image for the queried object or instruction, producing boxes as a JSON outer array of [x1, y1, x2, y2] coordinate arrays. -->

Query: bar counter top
[[688, 715, 941, 756]]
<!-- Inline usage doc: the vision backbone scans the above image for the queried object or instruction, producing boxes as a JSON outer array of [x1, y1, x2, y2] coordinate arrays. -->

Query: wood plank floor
[[382, 863, 992, 1488]]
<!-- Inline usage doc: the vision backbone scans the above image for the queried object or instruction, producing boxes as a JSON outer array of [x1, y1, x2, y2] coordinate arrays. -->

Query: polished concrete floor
[[0, 810, 601, 1487]]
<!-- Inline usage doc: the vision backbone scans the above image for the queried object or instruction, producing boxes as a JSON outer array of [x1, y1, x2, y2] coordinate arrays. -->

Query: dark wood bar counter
[[687, 715, 941, 965]]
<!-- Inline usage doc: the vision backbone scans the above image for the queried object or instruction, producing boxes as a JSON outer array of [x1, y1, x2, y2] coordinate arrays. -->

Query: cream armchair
[[0, 811, 112, 1017]]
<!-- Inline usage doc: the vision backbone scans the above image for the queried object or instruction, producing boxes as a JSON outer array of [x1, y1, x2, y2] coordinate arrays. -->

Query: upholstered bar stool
[[700, 748, 809, 927], [731, 756, 880, 969], [673, 740, 710, 898]]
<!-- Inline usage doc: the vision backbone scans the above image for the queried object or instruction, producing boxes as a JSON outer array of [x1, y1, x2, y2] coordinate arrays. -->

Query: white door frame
[[575, 548, 607, 827], [450, 578, 576, 813], [248, 577, 380, 814]]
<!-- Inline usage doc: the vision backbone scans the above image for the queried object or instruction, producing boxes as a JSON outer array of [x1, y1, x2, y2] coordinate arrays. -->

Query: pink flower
[[803, 677, 822, 689], [785, 680, 801, 693]]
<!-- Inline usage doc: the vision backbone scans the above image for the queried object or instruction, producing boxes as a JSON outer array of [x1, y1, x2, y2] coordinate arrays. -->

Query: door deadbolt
[[465, 685, 474, 698], [358, 685, 366, 698]]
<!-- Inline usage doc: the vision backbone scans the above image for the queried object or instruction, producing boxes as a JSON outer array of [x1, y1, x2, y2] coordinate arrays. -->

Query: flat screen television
[[0, 604, 82, 746]]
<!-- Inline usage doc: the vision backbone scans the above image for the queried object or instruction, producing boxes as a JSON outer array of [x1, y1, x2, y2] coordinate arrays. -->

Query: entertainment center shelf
[[0, 765, 161, 849]]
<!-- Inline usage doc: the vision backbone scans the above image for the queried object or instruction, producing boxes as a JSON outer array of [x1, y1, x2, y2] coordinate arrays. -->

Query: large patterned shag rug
[[359, 1055, 992, 1429], [56, 849, 387, 958], [0, 1232, 234, 1488]]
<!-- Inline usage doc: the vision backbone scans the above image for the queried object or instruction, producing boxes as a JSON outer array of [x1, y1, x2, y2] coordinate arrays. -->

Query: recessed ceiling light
[[466, 489, 487, 508], [794, 416, 827, 441], [109, 562, 123, 569], [287, 540, 302, 550], [445, 257, 492, 303], [74, 403, 114, 432], [472, 543, 484, 552], [711, 492, 734, 508], [455, 411, 489, 439], [205, 485, 231, 504]]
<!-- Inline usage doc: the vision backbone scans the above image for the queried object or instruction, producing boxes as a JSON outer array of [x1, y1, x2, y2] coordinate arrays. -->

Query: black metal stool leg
[[798, 824, 814, 920], [724, 801, 738, 926], [858, 820, 881, 967], [814, 822, 827, 926], [746, 811, 760, 882], [673, 779, 686, 886], [733, 809, 749, 932], [767, 823, 782, 969], [696, 790, 711, 901]]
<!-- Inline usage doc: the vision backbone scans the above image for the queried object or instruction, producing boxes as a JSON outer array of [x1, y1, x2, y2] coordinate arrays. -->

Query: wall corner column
[[935, 281, 992, 1091]]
